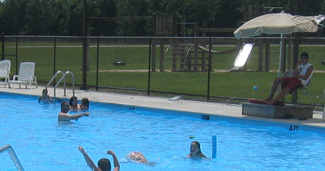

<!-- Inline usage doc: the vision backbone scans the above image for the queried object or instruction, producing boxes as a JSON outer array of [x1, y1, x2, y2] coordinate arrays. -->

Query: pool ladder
[[0, 145, 24, 171], [46, 71, 75, 99]]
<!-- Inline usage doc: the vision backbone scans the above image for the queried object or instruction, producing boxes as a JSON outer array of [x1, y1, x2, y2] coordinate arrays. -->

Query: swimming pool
[[1, 92, 325, 171]]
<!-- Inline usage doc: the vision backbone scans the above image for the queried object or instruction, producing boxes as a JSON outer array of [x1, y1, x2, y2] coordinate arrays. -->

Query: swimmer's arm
[[107, 150, 120, 171], [200, 153, 207, 158], [78, 147, 101, 171], [58, 112, 89, 121], [71, 112, 90, 120], [47, 95, 54, 102]]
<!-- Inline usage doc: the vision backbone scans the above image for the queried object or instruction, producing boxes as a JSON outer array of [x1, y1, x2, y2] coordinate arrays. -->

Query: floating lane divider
[[212, 135, 217, 159]]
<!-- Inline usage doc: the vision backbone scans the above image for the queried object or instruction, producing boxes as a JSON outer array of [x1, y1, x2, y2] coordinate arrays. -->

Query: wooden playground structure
[[150, 38, 239, 72]]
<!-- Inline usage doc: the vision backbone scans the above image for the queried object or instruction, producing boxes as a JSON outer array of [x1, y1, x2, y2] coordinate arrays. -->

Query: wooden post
[[202, 21, 207, 37], [265, 39, 270, 72], [172, 44, 177, 71], [187, 51, 192, 71], [258, 39, 263, 71], [160, 43, 164, 72], [151, 40, 156, 72], [194, 21, 199, 37], [201, 50, 206, 71], [181, 17, 186, 37], [194, 41, 198, 71]]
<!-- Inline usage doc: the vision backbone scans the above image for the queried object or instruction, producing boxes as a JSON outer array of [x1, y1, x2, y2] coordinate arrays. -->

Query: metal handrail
[[45, 70, 64, 89], [0, 145, 24, 171], [46, 71, 75, 99]]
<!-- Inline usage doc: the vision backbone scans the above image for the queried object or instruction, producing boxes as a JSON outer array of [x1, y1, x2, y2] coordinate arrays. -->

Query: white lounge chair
[[9, 62, 38, 89], [0, 60, 11, 87]]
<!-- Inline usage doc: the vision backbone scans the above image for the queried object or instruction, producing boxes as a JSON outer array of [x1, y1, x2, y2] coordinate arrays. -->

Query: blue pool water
[[1, 92, 325, 171]]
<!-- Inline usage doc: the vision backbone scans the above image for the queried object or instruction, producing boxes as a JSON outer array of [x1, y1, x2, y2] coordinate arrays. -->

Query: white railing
[[0, 145, 24, 171], [46, 71, 75, 99]]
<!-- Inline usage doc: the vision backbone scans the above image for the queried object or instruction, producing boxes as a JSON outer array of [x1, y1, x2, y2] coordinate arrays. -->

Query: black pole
[[15, 37, 18, 75], [147, 37, 152, 96], [207, 37, 212, 100], [2, 33, 5, 60], [96, 37, 100, 91], [81, 0, 89, 90], [53, 37, 57, 86]]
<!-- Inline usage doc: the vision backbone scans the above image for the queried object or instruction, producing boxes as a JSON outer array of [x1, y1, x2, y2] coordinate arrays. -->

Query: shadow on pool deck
[[1, 85, 325, 128]]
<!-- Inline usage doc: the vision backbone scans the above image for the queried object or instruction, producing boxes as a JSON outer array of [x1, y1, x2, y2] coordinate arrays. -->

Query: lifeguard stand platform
[[242, 103, 313, 119]]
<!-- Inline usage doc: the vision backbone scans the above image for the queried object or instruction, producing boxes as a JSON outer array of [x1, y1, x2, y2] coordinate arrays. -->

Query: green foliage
[[0, 0, 324, 36]]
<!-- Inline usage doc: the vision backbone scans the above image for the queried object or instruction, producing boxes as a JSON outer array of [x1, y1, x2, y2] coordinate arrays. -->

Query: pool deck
[[1, 85, 325, 128]]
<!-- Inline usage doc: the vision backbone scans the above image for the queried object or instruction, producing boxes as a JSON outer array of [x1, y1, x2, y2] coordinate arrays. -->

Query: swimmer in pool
[[69, 96, 81, 110], [58, 101, 89, 121], [80, 97, 89, 110], [186, 141, 207, 158], [38, 89, 54, 103], [78, 146, 120, 171], [126, 151, 148, 163]]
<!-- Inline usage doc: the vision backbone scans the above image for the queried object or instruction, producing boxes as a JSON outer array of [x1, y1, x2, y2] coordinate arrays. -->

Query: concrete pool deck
[[1, 85, 325, 128]]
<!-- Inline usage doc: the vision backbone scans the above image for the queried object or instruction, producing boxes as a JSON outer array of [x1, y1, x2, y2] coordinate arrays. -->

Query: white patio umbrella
[[234, 11, 319, 76]]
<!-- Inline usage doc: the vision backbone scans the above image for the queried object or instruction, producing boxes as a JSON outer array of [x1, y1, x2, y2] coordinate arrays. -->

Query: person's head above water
[[126, 151, 148, 163], [42, 89, 48, 96], [69, 96, 78, 106], [190, 141, 201, 154], [80, 97, 89, 110], [188, 141, 207, 158], [98, 158, 111, 171], [61, 101, 70, 113]]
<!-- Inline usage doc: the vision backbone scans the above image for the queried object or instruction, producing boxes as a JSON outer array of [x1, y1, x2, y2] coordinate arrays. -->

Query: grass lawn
[[2, 38, 325, 106]]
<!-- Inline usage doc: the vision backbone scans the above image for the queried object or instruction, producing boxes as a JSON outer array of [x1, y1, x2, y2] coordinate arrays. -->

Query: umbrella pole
[[278, 34, 284, 77], [276, 34, 285, 97]]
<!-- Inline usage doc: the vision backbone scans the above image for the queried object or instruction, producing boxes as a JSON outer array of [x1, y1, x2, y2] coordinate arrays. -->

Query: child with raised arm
[[78, 146, 120, 171]]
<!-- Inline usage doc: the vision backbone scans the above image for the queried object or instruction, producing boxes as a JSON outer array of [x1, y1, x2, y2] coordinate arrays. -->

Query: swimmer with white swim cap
[[126, 151, 148, 163]]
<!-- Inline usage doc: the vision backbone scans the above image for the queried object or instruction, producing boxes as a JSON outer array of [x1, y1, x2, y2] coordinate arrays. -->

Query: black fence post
[[53, 37, 57, 86], [15, 37, 18, 75], [96, 37, 100, 91], [81, 0, 89, 90], [207, 37, 212, 100], [147, 37, 152, 96], [1, 33, 5, 60]]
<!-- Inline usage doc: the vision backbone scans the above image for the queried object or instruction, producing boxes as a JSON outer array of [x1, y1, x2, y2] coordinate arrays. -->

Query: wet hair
[[191, 141, 202, 153], [61, 101, 70, 113], [69, 96, 78, 106], [42, 89, 48, 95], [81, 98, 89, 107], [98, 158, 111, 171], [300, 52, 309, 59]]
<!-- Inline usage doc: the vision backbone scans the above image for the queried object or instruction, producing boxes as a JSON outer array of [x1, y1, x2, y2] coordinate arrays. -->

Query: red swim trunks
[[282, 77, 302, 93]]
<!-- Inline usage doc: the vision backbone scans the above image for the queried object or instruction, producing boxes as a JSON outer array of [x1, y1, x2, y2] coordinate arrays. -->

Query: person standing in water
[[186, 141, 207, 158]]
